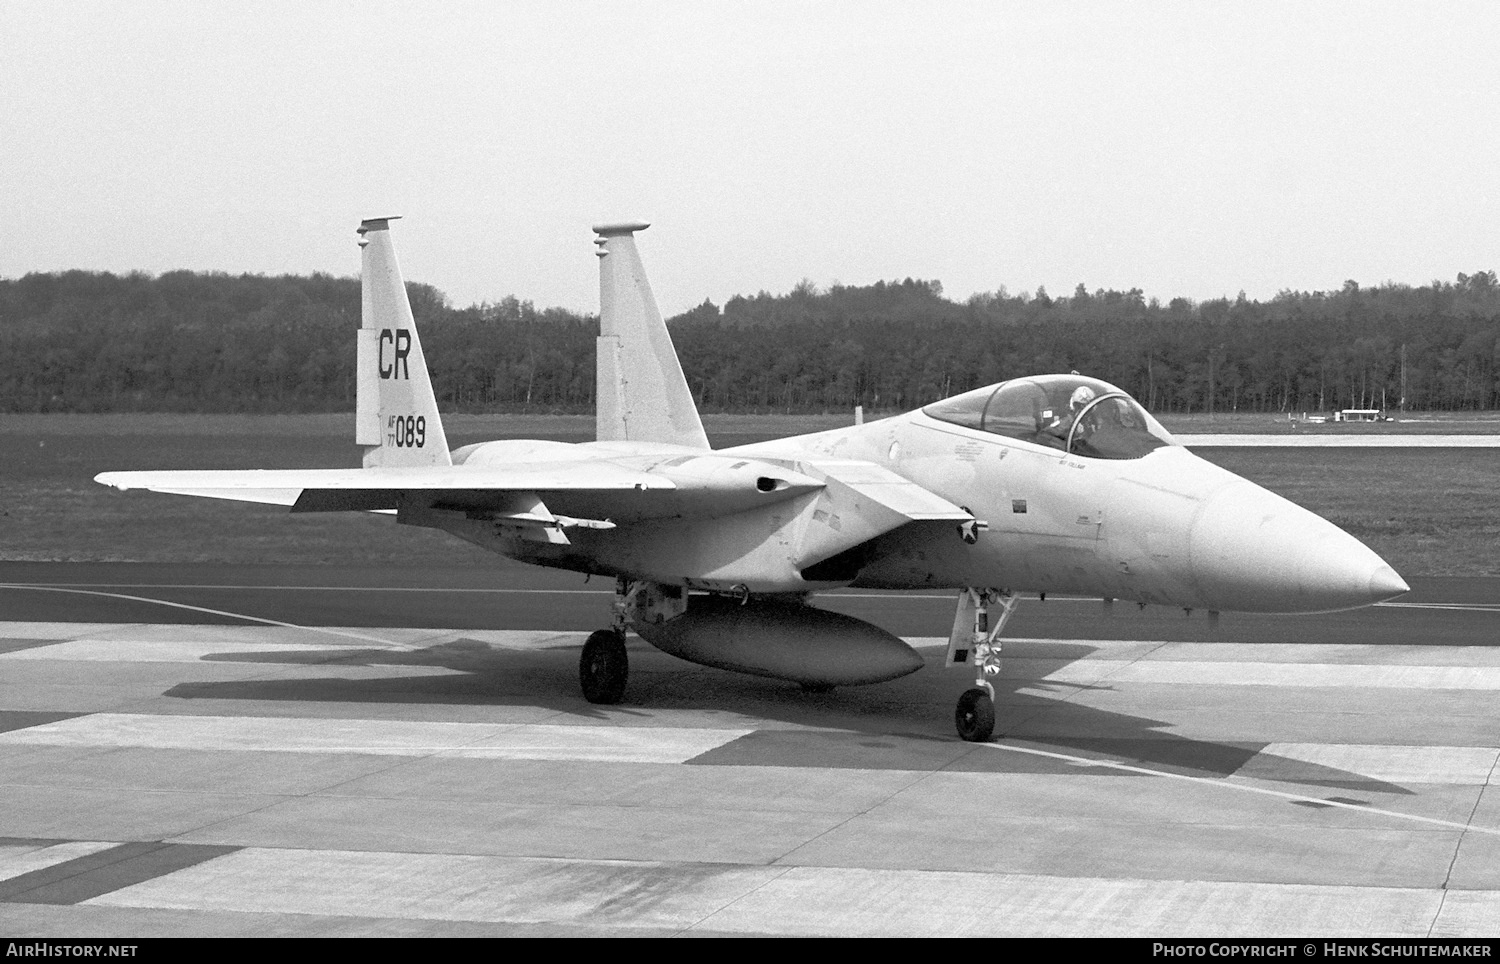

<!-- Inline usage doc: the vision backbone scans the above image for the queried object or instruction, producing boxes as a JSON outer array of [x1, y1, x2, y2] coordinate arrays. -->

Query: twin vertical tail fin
[[355, 218, 452, 468], [594, 223, 710, 449], [352, 218, 701, 462]]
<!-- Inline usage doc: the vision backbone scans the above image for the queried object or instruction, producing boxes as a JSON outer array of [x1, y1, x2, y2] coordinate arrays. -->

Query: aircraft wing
[[94, 458, 839, 528], [94, 464, 677, 514]]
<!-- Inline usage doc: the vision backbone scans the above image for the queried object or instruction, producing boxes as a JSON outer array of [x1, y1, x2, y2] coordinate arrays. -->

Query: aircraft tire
[[580, 630, 628, 705], [955, 688, 995, 742]]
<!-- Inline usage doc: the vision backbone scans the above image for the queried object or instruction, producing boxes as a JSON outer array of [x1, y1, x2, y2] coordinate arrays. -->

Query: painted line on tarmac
[[984, 741, 1500, 838], [1378, 602, 1500, 613], [0, 584, 413, 648]]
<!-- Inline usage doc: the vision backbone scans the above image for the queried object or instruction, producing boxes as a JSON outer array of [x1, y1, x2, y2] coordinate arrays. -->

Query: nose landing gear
[[946, 588, 1019, 742]]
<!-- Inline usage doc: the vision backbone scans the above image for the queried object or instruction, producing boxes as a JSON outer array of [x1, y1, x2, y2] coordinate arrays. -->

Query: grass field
[[3, 413, 1496, 576], [1160, 411, 1500, 436]]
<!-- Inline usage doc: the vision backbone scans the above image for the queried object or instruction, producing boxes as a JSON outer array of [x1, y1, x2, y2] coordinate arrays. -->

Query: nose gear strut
[[945, 588, 1019, 741]]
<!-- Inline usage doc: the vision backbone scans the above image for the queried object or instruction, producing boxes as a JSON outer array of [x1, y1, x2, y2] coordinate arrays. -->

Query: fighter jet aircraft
[[96, 219, 1410, 741]]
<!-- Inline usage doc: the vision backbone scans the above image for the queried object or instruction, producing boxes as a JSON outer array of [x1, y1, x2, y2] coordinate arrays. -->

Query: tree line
[[1, 267, 1497, 414]]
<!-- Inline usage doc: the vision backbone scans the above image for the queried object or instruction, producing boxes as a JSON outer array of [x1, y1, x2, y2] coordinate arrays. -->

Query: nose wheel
[[955, 686, 995, 742], [580, 629, 628, 704]]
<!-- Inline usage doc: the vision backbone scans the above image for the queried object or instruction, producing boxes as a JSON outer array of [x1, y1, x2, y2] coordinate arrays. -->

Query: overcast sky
[[3, 1, 1496, 315]]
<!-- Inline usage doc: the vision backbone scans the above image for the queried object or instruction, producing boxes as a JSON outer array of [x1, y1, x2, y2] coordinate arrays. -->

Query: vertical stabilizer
[[594, 223, 710, 449], [356, 218, 452, 468]]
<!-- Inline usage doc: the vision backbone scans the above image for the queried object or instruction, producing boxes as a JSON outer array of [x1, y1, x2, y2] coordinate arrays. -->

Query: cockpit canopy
[[922, 374, 1176, 460]]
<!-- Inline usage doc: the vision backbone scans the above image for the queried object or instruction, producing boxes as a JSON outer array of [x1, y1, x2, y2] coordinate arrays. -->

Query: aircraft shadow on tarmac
[[176, 636, 1409, 798]]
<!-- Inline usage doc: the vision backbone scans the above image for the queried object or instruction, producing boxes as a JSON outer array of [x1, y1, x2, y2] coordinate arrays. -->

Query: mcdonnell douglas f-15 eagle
[[97, 219, 1410, 741]]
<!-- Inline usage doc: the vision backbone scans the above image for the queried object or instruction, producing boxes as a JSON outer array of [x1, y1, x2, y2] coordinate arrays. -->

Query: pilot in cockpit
[[923, 375, 1173, 459], [1038, 385, 1096, 448]]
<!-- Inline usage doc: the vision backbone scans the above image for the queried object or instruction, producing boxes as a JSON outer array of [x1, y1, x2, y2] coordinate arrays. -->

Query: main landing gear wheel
[[955, 687, 995, 742], [580, 630, 628, 704]]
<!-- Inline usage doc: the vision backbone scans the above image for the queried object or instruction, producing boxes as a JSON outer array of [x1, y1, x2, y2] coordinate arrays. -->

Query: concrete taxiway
[[0, 565, 1497, 937]]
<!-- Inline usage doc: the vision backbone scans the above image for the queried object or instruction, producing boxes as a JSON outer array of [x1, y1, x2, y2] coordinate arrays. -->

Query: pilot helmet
[[1069, 386, 1096, 410]]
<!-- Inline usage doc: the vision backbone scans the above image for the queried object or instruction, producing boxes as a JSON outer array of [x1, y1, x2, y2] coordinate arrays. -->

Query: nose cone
[[1367, 563, 1411, 600], [1189, 481, 1409, 613]]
